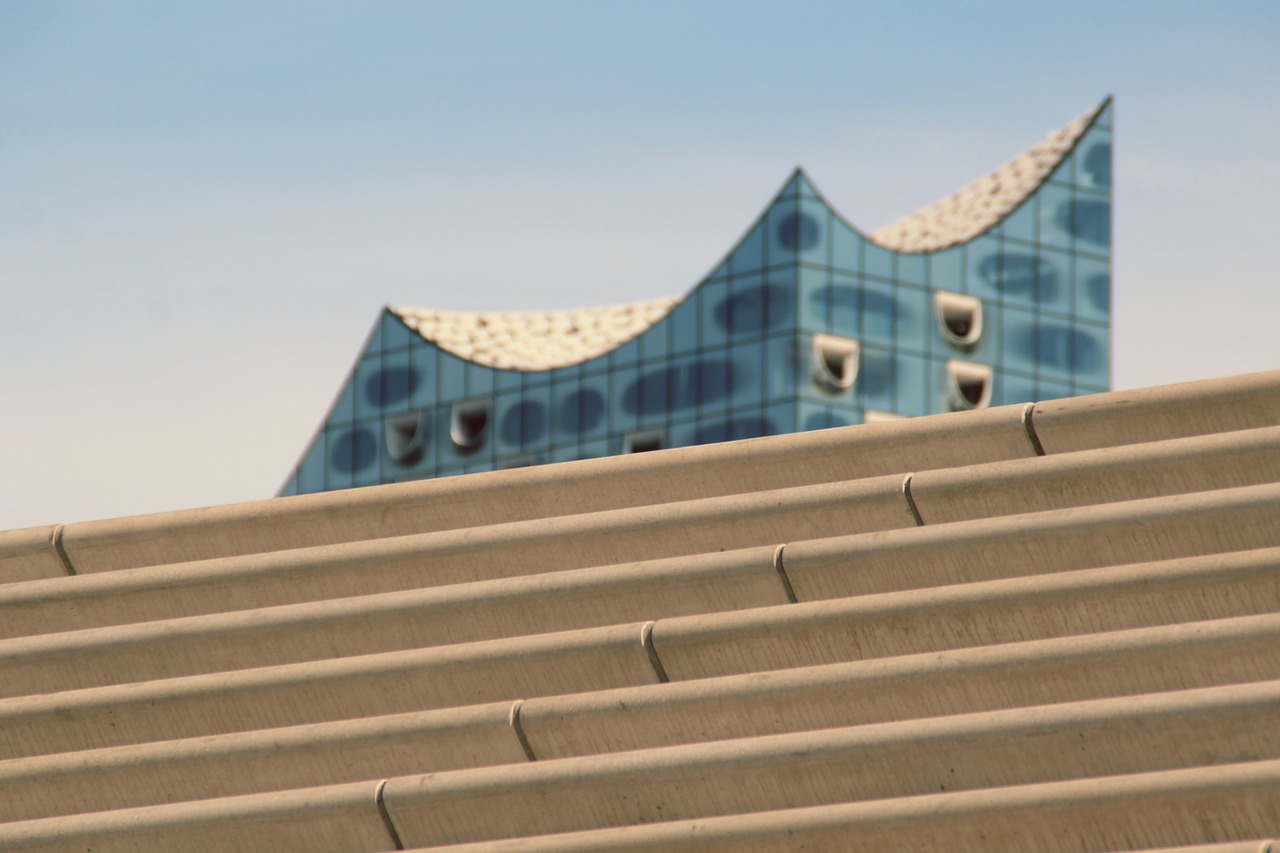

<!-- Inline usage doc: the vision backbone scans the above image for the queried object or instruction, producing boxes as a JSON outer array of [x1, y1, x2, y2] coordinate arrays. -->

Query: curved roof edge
[[391, 297, 679, 372], [869, 98, 1108, 253]]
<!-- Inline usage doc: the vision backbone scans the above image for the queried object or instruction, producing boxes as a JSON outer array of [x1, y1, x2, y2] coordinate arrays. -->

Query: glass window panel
[[1035, 247, 1074, 315], [1077, 127, 1112, 190], [669, 295, 699, 356], [795, 198, 830, 265], [858, 345, 895, 412], [971, 243, 1055, 309], [729, 341, 765, 410], [992, 370, 1037, 407], [666, 418, 699, 449], [557, 371, 609, 442], [1072, 322, 1110, 390], [640, 316, 671, 363], [823, 273, 856, 337], [366, 349, 416, 415], [699, 279, 730, 349], [894, 285, 930, 353], [1038, 379, 1074, 403], [1037, 182, 1075, 251], [465, 361, 494, 398], [323, 430, 352, 492], [766, 197, 803, 267], [798, 266, 831, 333], [860, 279, 896, 346], [495, 366, 523, 393], [1035, 317, 1084, 381], [354, 357, 384, 420], [694, 351, 732, 417], [929, 246, 964, 291], [896, 353, 929, 417], [730, 219, 767, 275], [965, 235, 1004, 302], [1001, 306, 1039, 376], [897, 253, 926, 286], [279, 474, 298, 497], [493, 392, 525, 455], [764, 334, 797, 402], [608, 364, 639, 435], [1048, 149, 1076, 187], [409, 345, 439, 409], [766, 402, 795, 436], [608, 337, 641, 369], [329, 422, 379, 483], [382, 313, 414, 351], [296, 436, 327, 495], [1095, 100, 1114, 127], [1074, 254, 1110, 322], [362, 317, 384, 354], [863, 241, 893, 280], [1002, 196, 1037, 244], [577, 438, 609, 460], [831, 220, 861, 274], [438, 353, 467, 401], [329, 377, 356, 425]]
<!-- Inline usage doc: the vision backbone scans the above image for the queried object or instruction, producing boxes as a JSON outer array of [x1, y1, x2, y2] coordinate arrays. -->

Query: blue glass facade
[[281, 102, 1112, 496]]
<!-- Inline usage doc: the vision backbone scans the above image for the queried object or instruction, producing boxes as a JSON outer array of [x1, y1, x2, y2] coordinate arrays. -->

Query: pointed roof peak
[[870, 100, 1107, 253]]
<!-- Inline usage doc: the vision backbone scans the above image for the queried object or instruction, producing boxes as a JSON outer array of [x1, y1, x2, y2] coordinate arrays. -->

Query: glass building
[[281, 99, 1112, 496]]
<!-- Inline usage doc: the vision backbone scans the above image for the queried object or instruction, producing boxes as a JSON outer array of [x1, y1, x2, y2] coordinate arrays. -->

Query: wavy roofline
[[391, 98, 1111, 371]]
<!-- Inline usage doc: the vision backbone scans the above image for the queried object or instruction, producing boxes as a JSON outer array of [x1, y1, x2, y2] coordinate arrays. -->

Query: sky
[[2, 1, 1278, 529]]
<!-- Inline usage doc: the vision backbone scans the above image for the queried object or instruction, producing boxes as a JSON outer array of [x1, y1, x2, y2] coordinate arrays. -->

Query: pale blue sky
[[2, 1, 1278, 528]]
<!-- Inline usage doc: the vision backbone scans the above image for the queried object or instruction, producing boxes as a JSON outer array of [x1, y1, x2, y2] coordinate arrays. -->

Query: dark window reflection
[[1055, 200, 1109, 247], [1085, 273, 1110, 313], [856, 349, 893, 395], [1013, 326, 1105, 372], [803, 411, 850, 431], [500, 401, 547, 446], [777, 212, 821, 251], [330, 428, 377, 472], [978, 254, 1058, 302], [713, 284, 793, 335], [1083, 143, 1111, 188], [559, 389, 604, 434], [364, 366, 419, 406], [622, 359, 735, 416], [694, 416, 776, 445], [809, 285, 898, 324]]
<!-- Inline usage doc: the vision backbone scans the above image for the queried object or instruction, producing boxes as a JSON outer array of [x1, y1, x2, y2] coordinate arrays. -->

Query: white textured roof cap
[[870, 103, 1101, 253], [392, 297, 680, 371]]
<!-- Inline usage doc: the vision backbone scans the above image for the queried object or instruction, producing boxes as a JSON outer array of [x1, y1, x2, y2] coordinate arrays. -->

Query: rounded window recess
[[811, 334, 860, 391], [934, 292, 983, 349], [450, 400, 490, 449], [385, 411, 427, 467], [623, 429, 663, 454], [863, 410, 906, 424], [946, 360, 993, 411]]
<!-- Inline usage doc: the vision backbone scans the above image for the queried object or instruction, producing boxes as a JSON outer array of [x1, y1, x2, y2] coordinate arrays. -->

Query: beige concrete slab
[[0, 779, 394, 852], [525, 614, 1280, 757], [0, 701, 524, 823], [0, 527, 64, 585], [406, 759, 1280, 852], [645, 546, 1280, 685], [0, 547, 783, 694], [48, 404, 1033, 574], [783, 482, 1280, 603], [385, 682, 1280, 847], [0, 622, 658, 760], [910, 425, 1280, 525], [1031, 369, 1280, 454], [0, 476, 909, 638]]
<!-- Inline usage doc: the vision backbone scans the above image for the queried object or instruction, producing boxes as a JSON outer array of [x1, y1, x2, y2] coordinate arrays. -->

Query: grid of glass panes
[[281, 111, 1110, 496]]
